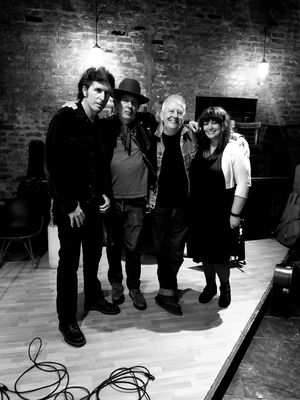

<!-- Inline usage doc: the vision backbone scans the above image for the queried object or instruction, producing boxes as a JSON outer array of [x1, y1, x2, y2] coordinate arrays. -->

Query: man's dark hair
[[77, 67, 115, 100]]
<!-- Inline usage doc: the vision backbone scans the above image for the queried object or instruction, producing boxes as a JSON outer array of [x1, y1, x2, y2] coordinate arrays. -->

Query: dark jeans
[[152, 206, 188, 291], [106, 198, 145, 290], [56, 207, 104, 324]]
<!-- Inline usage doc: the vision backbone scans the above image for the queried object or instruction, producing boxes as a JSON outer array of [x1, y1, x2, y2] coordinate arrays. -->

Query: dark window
[[195, 96, 257, 122]]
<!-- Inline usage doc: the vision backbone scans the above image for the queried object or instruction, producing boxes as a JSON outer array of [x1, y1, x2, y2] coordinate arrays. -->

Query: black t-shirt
[[156, 131, 188, 208]]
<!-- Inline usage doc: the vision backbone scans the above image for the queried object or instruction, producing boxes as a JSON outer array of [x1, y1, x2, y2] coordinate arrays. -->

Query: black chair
[[0, 196, 44, 268], [17, 139, 49, 211], [234, 121, 262, 147], [0, 139, 49, 268]]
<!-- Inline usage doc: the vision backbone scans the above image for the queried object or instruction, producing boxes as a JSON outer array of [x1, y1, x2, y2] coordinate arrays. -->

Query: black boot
[[199, 279, 217, 303], [218, 282, 231, 308]]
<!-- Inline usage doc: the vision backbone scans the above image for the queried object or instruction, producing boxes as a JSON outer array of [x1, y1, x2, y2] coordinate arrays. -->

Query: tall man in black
[[45, 67, 120, 348]]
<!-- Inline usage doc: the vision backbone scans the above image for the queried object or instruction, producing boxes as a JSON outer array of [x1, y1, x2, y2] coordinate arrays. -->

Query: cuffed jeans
[[106, 198, 145, 290], [151, 206, 188, 292], [56, 207, 104, 324]]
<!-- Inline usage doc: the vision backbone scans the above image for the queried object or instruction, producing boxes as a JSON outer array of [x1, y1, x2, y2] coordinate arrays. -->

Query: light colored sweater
[[221, 140, 251, 199]]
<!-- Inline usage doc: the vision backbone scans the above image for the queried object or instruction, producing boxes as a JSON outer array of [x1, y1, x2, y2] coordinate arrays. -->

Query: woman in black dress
[[187, 107, 251, 308]]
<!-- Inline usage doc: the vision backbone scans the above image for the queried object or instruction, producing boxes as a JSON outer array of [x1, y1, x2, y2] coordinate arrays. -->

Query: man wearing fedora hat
[[60, 77, 198, 314], [104, 78, 157, 311]]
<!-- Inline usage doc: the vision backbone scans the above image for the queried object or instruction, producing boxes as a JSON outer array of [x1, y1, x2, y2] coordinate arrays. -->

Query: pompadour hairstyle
[[77, 67, 115, 100]]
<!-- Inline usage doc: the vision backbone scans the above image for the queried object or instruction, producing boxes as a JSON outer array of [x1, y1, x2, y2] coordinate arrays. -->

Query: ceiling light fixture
[[88, 0, 114, 67], [94, 0, 103, 50], [257, 26, 270, 85]]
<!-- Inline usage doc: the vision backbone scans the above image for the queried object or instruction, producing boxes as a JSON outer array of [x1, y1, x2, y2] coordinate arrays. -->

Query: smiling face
[[82, 81, 111, 119], [160, 95, 186, 136], [116, 94, 139, 125], [203, 120, 222, 144]]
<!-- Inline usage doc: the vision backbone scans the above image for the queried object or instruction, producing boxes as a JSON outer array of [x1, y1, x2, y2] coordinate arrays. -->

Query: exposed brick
[[0, 0, 300, 198]]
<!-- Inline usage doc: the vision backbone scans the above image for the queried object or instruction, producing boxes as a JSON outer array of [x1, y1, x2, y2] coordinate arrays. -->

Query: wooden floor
[[0, 239, 287, 400]]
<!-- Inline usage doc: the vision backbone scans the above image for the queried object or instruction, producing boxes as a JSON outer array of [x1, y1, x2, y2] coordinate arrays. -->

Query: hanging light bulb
[[257, 26, 269, 85], [257, 59, 269, 82], [87, 0, 109, 67], [93, 1, 104, 51], [89, 46, 107, 67]]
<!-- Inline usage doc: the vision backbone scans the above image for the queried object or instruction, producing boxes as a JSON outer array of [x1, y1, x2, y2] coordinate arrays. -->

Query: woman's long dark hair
[[197, 106, 232, 159]]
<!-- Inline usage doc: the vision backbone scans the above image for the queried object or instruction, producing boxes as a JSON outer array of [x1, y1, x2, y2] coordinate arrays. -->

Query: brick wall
[[0, 0, 300, 198]]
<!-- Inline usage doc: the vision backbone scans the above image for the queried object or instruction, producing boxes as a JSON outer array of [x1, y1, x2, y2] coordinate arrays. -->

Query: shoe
[[198, 281, 217, 303], [59, 322, 86, 347], [111, 283, 125, 305], [85, 299, 120, 315], [218, 282, 231, 308], [155, 294, 182, 316], [129, 289, 147, 310]]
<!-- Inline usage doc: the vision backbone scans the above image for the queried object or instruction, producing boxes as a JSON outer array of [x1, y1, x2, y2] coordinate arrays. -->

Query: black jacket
[[103, 111, 158, 195], [45, 102, 109, 214]]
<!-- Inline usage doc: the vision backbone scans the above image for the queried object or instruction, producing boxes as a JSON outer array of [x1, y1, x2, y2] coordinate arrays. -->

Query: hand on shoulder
[[229, 132, 250, 158], [62, 101, 77, 110], [188, 120, 198, 133]]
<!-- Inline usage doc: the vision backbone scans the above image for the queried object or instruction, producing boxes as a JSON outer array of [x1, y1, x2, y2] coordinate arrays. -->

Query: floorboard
[[0, 239, 287, 399]]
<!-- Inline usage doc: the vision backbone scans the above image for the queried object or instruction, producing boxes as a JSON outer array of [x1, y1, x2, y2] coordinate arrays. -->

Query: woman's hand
[[230, 215, 240, 229], [99, 194, 110, 213], [230, 196, 246, 229], [188, 120, 199, 132]]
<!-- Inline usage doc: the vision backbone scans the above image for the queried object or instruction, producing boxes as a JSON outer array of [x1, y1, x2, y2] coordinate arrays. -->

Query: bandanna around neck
[[121, 124, 131, 155]]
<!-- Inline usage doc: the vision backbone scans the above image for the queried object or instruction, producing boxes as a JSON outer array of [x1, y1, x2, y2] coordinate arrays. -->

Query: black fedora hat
[[113, 78, 149, 105]]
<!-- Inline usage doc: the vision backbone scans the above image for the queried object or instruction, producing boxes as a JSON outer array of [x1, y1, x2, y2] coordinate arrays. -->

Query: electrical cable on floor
[[0, 337, 155, 400], [89, 366, 155, 400]]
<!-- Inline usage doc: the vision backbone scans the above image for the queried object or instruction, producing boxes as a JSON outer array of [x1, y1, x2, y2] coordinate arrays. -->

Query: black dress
[[187, 151, 235, 264]]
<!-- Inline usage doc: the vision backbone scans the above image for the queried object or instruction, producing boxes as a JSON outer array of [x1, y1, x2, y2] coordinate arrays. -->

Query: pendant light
[[257, 26, 269, 85], [89, 0, 109, 67], [93, 0, 104, 51]]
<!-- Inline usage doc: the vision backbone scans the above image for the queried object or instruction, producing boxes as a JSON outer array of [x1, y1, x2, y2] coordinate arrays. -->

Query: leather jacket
[[45, 102, 109, 214], [103, 112, 158, 195]]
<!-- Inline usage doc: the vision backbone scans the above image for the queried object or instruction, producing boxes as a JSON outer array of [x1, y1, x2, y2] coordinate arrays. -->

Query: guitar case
[[273, 255, 300, 314], [273, 262, 296, 295]]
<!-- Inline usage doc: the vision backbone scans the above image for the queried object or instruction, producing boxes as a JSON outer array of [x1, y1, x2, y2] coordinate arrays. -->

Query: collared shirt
[[103, 112, 157, 198], [45, 102, 108, 214], [156, 130, 188, 207], [148, 123, 198, 210]]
